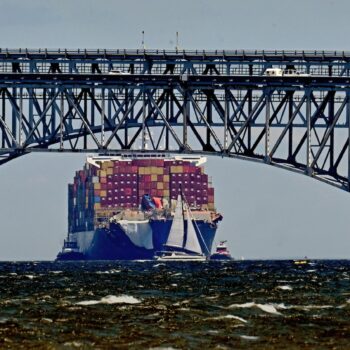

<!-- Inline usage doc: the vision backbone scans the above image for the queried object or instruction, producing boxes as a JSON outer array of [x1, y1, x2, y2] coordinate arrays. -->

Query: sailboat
[[155, 193, 207, 261]]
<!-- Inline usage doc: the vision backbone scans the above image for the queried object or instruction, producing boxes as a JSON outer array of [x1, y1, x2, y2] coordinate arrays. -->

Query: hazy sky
[[0, 0, 350, 260]]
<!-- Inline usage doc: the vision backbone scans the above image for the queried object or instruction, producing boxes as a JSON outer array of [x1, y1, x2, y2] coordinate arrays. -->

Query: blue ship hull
[[82, 219, 217, 260]]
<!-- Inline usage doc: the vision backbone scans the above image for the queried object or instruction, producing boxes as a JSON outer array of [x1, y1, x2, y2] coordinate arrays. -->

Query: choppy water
[[1, 260, 350, 349]]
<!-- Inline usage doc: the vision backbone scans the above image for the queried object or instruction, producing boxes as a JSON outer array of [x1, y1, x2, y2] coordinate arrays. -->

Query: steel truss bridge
[[2, 48, 350, 191]]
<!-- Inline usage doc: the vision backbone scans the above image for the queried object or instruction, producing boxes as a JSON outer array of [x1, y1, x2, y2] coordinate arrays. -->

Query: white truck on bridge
[[265, 68, 310, 77]]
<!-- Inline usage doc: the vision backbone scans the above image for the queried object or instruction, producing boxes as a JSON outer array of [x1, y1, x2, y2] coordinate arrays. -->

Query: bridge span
[[1, 49, 350, 191]]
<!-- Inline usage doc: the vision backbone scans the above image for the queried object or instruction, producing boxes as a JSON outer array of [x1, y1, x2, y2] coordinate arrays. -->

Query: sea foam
[[76, 295, 141, 306], [206, 314, 248, 323], [228, 302, 282, 315]]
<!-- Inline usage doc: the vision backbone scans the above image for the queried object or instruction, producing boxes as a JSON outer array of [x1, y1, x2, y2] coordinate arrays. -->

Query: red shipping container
[[125, 188, 132, 195]]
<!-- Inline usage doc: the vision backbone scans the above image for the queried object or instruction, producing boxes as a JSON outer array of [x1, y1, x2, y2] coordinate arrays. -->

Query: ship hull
[[210, 254, 233, 261], [65, 219, 217, 260]]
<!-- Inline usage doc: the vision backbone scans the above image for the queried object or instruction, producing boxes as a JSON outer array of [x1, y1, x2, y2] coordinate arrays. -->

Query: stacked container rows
[[68, 158, 215, 233]]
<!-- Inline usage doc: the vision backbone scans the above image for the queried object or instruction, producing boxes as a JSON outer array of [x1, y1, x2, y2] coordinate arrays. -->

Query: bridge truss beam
[[1, 48, 350, 77], [0, 73, 350, 191]]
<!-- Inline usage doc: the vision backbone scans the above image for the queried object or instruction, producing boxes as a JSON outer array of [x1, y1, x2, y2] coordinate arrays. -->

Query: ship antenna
[[175, 31, 180, 51], [141, 30, 146, 50]]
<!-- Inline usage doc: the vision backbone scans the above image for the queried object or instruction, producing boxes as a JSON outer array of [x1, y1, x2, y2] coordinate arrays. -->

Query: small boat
[[155, 193, 207, 261], [293, 258, 309, 265], [210, 240, 233, 261], [56, 239, 85, 261]]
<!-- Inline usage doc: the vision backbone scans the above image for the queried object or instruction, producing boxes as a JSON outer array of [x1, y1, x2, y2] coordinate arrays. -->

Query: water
[[1, 260, 350, 349]]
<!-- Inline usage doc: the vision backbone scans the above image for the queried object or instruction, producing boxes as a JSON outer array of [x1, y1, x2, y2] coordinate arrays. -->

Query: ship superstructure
[[58, 154, 222, 260]]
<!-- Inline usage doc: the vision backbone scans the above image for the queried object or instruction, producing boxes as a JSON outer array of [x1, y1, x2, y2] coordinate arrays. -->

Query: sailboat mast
[[179, 183, 186, 248], [181, 185, 210, 255]]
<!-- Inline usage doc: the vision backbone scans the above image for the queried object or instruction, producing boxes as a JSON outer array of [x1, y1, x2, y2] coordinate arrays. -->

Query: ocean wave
[[228, 302, 282, 315], [240, 335, 259, 341], [206, 315, 248, 323], [277, 285, 293, 291], [228, 301, 335, 313], [76, 295, 141, 306], [95, 269, 121, 274], [25, 275, 35, 280], [153, 263, 165, 268]]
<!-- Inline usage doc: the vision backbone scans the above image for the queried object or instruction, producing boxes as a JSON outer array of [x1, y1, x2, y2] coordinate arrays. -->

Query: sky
[[0, 0, 350, 260]]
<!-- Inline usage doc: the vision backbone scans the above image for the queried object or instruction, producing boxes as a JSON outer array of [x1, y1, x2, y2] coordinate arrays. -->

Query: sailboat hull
[[155, 251, 207, 261]]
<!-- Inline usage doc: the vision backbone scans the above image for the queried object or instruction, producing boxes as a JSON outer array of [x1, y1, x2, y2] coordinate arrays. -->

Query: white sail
[[165, 194, 184, 248], [184, 206, 203, 255]]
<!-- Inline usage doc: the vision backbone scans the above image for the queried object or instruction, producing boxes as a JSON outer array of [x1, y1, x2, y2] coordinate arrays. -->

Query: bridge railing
[[0, 48, 350, 59]]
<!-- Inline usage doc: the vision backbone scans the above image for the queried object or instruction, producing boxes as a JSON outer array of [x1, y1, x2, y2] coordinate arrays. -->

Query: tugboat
[[210, 240, 233, 261], [56, 238, 85, 261]]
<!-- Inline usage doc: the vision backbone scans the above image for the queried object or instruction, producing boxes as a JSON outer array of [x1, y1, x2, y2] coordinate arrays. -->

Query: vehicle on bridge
[[109, 68, 130, 75], [265, 68, 310, 77]]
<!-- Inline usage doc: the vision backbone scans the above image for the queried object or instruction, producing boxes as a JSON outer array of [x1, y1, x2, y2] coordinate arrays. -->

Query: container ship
[[57, 154, 223, 260]]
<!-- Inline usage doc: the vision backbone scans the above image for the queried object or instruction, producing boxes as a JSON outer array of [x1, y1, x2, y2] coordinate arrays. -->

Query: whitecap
[[95, 269, 121, 274], [228, 302, 281, 315], [41, 318, 53, 323], [76, 295, 141, 306], [51, 271, 63, 274], [25, 275, 35, 280], [256, 303, 281, 315], [295, 305, 332, 311], [206, 315, 247, 323], [153, 263, 165, 268], [228, 302, 255, 309], [240, 335, 259, 341], [277, 285, 293, 291], [178, 307, 191, 311], [8, 273, 17, 276], [307, 269, 316, 273]]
